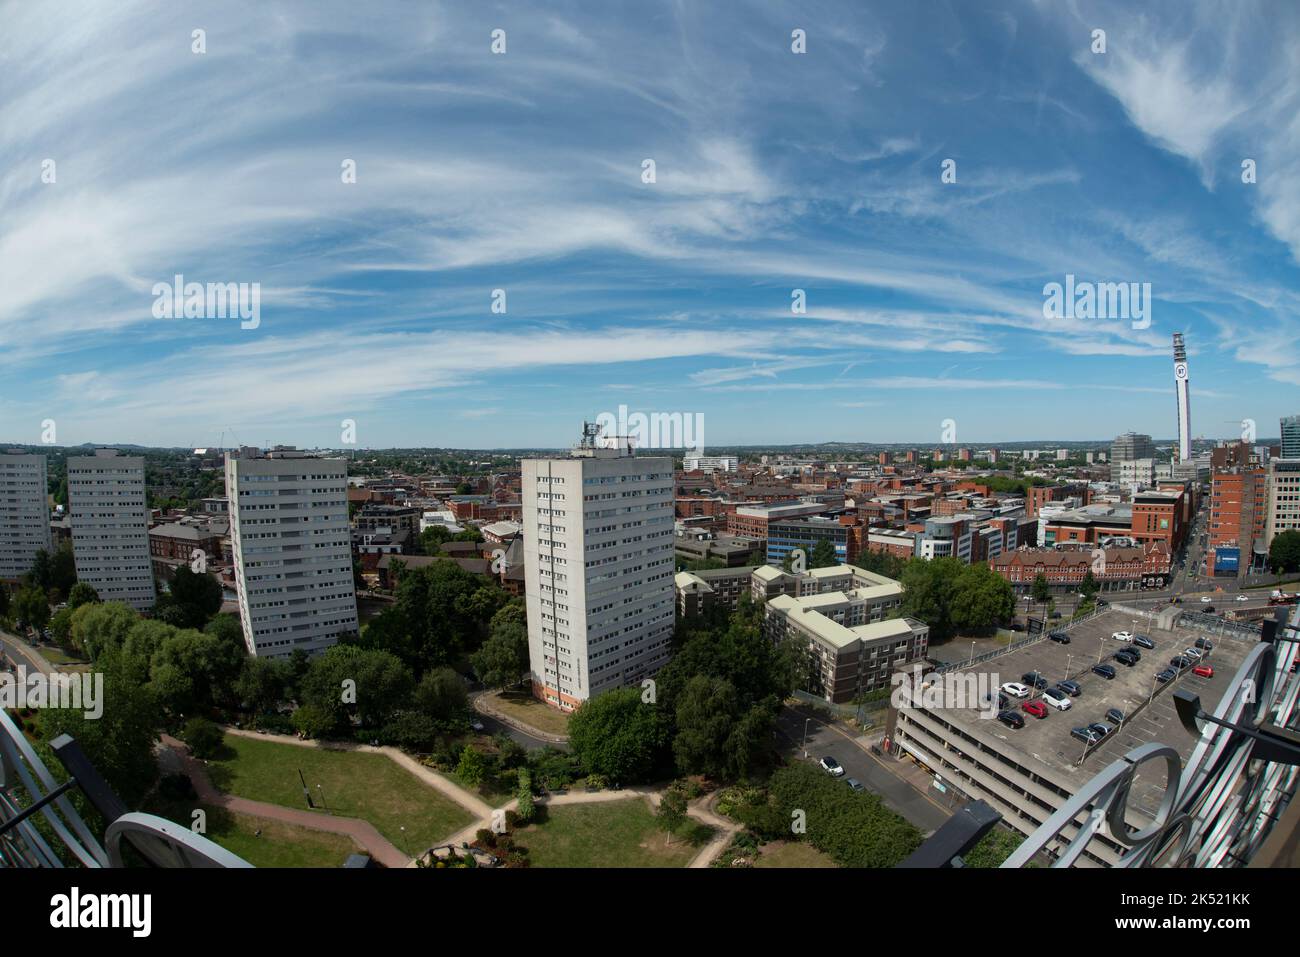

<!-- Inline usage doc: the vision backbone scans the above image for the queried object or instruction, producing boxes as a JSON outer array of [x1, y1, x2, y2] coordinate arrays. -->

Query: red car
[[1193, 665, 1214, 679], [1022, 700, 1049, 719]]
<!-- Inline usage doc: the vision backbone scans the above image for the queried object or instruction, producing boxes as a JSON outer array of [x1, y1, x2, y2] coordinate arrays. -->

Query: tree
[[567, 687, 667, 784], [1031, 573, 1051, 607], [69, 601, 140, 660], [656, 785, 688, 846], [37, 667, 159, 806], [204, 613, 245, 648], [809, 539, 838, 568], [515, 768, 536, 824], [182, 717, 225, 759], [1079, 569, 1100, 600], [457, 745, 488, 789], [155, 566, 224, 630], [412, 667, 469, 725], [149, 628, 246, 716], [0, 584, 9, 619], [299, 644, 414, 731], [13, 586, 50, 633], [469, 602, 529, 689], [47, 607, 75, 647], [233, 655, 291, 714], [1270, 530, 1300, 574], [67, 582, 100, 610]]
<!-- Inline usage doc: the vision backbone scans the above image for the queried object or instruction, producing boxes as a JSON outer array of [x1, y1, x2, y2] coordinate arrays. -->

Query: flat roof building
[[67, 450, 155, 610], [0, 452, 51, 584]]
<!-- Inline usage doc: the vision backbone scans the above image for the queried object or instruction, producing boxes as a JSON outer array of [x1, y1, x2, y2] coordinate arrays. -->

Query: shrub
[[476, 828, 496, 849]]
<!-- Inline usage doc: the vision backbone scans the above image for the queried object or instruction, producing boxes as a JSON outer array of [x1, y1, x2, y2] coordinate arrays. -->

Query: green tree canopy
[[567, 686, 668, 784]]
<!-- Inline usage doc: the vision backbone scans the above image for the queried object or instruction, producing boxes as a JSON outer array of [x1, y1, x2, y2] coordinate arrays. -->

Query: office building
[[225, 447, 358, 658], [522, 428, 675, 711], [1109, 432, 1155, 481], [1281, 415, 1300, 460], [1265, 458, 1300, 548], [0, 452, 52, 583], [681, 454, 739, 473], [1208, 465, 1268, 576], [67, 450, 155, 611]]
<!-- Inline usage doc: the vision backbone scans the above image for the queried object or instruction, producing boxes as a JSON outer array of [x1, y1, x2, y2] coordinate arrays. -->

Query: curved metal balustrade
[[0, 710, 250, 868], [1002, 608, 1300, 868]]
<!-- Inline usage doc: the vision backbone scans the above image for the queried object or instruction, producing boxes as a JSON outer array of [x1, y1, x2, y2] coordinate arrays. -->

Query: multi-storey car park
[[887, 606, 1260, 866]]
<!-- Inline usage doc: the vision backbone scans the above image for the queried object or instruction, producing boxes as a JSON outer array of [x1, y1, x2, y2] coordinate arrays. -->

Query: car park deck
[[941, 609, 1257, 824]]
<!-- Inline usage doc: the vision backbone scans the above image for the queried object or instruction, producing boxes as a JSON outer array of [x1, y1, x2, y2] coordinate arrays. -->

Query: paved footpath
[[159, 734, 410, 868]]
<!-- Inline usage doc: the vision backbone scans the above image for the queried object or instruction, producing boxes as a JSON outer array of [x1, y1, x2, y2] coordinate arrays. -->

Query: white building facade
[[0, 452, 52, 583], [67, 450, 155, 610], [523, 442, 675, 711], [225, 448, 358, 658]]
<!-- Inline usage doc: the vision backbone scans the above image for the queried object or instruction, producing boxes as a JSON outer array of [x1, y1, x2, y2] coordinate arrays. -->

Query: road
[[0, 629, 52, 675], [773, 705, 951, 835]]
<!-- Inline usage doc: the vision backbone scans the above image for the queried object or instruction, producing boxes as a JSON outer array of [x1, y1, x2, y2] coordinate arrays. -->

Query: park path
[[158, 734, 409, 868], [218, 728, 740, 868], [222, 727, 493, 819]]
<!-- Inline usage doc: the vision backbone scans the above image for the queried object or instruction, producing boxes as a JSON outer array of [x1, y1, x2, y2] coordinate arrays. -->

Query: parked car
[[1071, 726, 1102, 744], [845, 778, 865, 793], [1200, 595, 1212, 603], [1089, 722, 1115, 738], [1041, 687, 1072, 710], [819, 756, 845, 777], [1193, 665, 1215, 679], [1092, 664, 1116, 679], [1048, 631, 1071, 644], [1155, 668, 1177, 683], [1133, 635, 1156, 650], [1170, 655, 1194, 670], [1105, 708, 1125, 725], [1058, 680, 1082, 697], [1113, 650, 1138, 667], [997, 710, 1025, 729], [1001, 682, 1031, 698], [469, 718, 486, 732], [1021, 672, 1049, 690], [1022, 700, 1049, 719], [1183, 647, 1203, 661], [1111, 631, 1134, 642], [1194, 637, 1214, 651]]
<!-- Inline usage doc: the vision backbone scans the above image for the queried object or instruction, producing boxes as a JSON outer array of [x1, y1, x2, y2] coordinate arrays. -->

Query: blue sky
[[1, 0, 1298, 450]]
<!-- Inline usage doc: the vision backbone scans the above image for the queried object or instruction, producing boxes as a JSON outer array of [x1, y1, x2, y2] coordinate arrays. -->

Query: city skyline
[[2, 2, 1299, 449]]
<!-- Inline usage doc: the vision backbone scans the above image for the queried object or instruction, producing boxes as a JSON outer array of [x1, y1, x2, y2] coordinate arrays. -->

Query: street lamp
[[969, 640, 976, 666], [801, 717, 812, 758]]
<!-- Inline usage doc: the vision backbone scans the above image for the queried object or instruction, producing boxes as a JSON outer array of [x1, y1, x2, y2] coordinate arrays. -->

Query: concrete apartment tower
[[225, 447, 358, 658], [0, 451, 52, 584], [67, 449, 155, 610], [522, 425, 675, 711]]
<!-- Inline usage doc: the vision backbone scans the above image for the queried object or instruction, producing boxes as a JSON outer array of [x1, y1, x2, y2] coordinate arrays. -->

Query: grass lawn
[[754, 840, 839, 868], [40, 647, 88, 666], [513, 798, 706, 867], [148, 798, 360, 868], [205, 736, 474, 852], [487, 691, 571, 736]]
